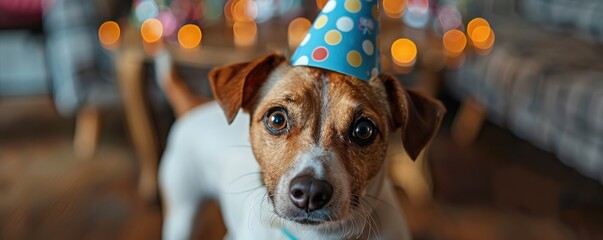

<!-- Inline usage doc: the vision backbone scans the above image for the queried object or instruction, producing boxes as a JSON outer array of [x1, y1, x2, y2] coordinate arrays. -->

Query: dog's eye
[[265, 108, 288, 134], [351, 119, 376, 145]]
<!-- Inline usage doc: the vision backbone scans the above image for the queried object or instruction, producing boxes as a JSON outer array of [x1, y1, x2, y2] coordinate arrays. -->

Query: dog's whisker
[[252, 192, 264, 231], [364, 193, 406, 231], [365, 194, 397, 211], [354, 208, 363, 238], [229, 171, 263, 185], [261, 193, 275, 226], [347, 209, 357, 238], [356, 204, 368, 238], [357, 203, 370, 239], [247, 192, 257, 231], [350, 194, 380, 239], [226, 144, 252, 149], [326, 212, 336, 237], [360, 197, 382, 239], [223, 185, 264, 195], [348, 207, 360, 238], [252, 192, 265, 228]]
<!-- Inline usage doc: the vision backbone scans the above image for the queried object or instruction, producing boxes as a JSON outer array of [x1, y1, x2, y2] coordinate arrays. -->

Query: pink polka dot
[[312, 47, 329, 62]]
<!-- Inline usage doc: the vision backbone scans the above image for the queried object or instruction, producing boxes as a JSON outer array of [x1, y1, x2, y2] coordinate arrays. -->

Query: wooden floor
[[1, 96, 602, 240]]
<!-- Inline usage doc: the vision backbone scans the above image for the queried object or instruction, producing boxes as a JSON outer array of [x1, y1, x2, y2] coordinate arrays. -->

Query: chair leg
[[116, 50, 159, 201], [73, 106, 101, 160], [451, 98, 486, 146]]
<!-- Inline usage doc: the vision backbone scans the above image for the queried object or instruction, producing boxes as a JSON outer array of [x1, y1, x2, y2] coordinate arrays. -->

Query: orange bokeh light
[[442, 29, 467, 54], [473, 29, 495, 52], [471, 26, 491, 43], [383, 0, 406, 18], [141, 18, 163, 43], [288, 17, 312, 50], [391, 38, 417, 66], [178, 24, 202, 49], [316, 0, 328, 9], [232, 0, 257, 22], [98, 21, 120, 47], [467, 18, 489, 41], [466, 17, 495, 53], [233, 20, 257, 47], [224, 0, 235, 22]]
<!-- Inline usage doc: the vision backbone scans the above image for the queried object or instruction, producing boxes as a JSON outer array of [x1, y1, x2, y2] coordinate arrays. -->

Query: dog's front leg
[[160, 121, 209, 240]]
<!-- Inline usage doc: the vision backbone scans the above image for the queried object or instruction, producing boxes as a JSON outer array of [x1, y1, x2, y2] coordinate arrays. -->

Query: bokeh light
[[467, 18, 489, 41], [316, 0, 328, 9], [442, 29, 467, 55], [437, 4, 462, 32], [233, 20, 257, 47], [232, 0, 257, 22], [98, 21, 120, 47], [404, 0, 430, 29], [224, 0, 235, 23], [383, 0, 406, 18], [140, 18, 163, 43], [288, 17, 312, 50], [178, 24, 202, 49], [473, 29, 495, 53], [467, 18, 495, 53], [157, 11, 177, 37], [391, 38, 417, 66], [135, 0, 159, 22], [471, 26, 491, 43]]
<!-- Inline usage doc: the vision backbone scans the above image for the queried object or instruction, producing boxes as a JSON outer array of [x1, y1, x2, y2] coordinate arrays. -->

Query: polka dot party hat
[[291, 0, 380, 81]]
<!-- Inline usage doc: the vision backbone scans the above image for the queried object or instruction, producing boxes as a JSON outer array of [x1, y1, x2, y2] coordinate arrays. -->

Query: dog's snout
[[289, 175, 333, 212]]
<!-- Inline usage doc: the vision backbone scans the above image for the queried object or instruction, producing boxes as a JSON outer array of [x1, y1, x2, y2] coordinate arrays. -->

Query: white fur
[[160, 102, 411, 240]]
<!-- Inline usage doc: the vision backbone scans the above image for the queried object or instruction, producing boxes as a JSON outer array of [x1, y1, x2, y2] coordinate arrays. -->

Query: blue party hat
[[291, 0, 380, 81]]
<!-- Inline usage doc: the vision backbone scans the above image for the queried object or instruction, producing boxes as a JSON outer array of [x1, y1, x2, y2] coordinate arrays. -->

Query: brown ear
[[380, 74, 446, 160], [209, 53, 286, 124]]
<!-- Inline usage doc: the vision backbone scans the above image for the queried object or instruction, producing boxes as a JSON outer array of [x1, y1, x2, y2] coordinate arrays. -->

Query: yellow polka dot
[[347, 51, 362, 67], [372, 5, 379, 20], [344, 0, 361, 13], [314, 15, 328, 29], [324, 30, 342, 45]]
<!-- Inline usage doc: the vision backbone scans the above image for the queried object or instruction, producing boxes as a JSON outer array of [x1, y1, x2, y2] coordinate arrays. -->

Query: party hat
[[291, 0, 380, 81]]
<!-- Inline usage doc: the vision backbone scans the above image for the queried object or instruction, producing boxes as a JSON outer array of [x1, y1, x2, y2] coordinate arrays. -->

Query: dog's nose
[[289, 175, 333, 212]]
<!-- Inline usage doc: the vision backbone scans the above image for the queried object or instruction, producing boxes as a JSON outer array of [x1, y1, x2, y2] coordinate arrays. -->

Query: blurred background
[[1, 0, 603, 239]]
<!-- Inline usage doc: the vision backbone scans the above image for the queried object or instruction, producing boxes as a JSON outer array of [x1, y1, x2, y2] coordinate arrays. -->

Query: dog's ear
[[379, 74, 446, 160], [209, 53, 286, 124]]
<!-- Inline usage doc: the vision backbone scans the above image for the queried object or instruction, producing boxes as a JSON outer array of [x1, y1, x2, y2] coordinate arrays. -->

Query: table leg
[[116, 50, 159, 201], [73, 106, 101, 160]]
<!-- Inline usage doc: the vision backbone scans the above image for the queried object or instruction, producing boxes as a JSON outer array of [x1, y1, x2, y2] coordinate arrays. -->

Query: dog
[[159, 53, 445, 240]]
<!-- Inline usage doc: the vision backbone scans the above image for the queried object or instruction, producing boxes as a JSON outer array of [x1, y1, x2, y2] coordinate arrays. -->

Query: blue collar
[[280, 227, 297, 240]]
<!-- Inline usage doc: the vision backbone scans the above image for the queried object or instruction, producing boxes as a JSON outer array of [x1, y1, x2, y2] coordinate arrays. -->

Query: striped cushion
[[519, 0, 603, 44], [447, 19, 603, 183]]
